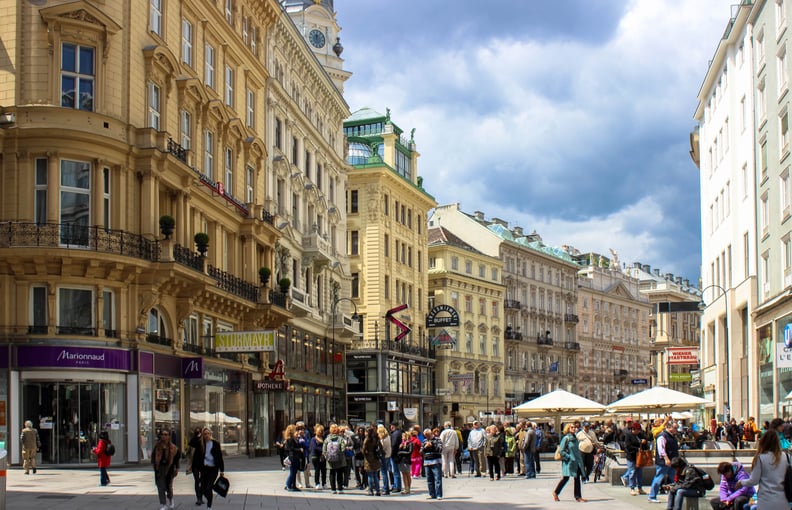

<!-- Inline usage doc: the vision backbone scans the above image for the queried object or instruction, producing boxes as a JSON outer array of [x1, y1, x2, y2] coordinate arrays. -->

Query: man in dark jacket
[[522, 423, 537, 479], [389, 423, 403, 493], [709, 461, 754, 510], [665, 457, 704, 510]]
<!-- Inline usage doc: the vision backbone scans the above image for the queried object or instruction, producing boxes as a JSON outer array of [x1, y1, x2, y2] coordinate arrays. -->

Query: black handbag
[[213, 475, 230, 498]]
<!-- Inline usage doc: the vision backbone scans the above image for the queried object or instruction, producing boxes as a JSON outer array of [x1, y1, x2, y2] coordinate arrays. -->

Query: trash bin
[[0, 449, 7, 510]]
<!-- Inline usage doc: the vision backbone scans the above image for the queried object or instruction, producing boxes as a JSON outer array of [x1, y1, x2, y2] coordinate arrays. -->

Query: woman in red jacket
[[92, 430, 112, 486]]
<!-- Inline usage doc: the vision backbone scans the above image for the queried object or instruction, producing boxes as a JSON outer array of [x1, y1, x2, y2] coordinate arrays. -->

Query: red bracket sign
[[386, 304, 411, 342]]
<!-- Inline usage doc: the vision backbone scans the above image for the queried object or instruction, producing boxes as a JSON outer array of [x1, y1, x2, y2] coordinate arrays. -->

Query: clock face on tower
[[309, 29, 326, 49]]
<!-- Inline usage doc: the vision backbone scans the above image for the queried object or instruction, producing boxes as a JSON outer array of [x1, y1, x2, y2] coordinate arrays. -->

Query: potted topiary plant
[[159, 215, 175, 239], [278, 277, 291, 294], [259, 267, 271, 286], [194, 232, 209, 256]]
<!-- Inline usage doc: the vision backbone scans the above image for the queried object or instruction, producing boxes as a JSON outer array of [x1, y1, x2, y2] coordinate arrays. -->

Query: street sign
[[631, 378, 648, 385], [386, 304, 411, 342]]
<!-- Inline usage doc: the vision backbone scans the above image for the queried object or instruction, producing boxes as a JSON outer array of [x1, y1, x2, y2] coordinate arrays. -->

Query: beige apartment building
[[343, 107, 437, 426], [427, 226, 505, 426], [574, 255, 651, 404], [429, 205, 580, 413], [0, 0, 351, 465]]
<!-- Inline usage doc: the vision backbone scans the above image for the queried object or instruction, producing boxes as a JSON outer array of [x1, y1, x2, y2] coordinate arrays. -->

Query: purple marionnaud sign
[[17, 345, 132, 371]]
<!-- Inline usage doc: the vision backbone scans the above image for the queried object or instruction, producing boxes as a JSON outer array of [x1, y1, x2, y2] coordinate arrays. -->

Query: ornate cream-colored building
[[0, 0, 350, 466], [427, 226, 505, 426], [343, 107, 437, 426], [575, 255, 652, 404], [429, 205, 580, 412]]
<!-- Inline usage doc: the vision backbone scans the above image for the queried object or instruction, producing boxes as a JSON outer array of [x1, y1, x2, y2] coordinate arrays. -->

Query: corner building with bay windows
[[0, 0, 351, 465]]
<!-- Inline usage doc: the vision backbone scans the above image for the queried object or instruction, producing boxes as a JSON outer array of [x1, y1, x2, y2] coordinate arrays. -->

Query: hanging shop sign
[[426, 305, 460, 328], [666, 347, 700, 365], [215, 330, 276, 352]]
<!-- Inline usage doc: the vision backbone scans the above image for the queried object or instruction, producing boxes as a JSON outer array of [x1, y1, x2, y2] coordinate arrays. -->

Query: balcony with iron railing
[[208, 265, 259, 302], [0, 222, 160, 262], [146, 334, 173, 347], [504, 299, 521, 310], [564, 313, 579, 323], [613, 369, 629, 377], [537, 336, 553, 347], [564, 342, 581, 351], [504, 330, 523, 341]]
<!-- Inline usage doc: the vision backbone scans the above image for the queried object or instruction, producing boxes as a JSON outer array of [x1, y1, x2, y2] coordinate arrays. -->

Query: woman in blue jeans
[[283, 424, 305, 492], [621, 422, 648, 495]]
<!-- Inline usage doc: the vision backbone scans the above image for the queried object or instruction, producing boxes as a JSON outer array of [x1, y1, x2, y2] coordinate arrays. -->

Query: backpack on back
[[325, 437, 342, 463], [692, 465, 714, 491], [105, 441, 116, 456]]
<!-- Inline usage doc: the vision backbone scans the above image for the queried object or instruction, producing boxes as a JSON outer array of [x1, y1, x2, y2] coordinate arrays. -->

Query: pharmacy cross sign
[[386, 303, 411, 342]]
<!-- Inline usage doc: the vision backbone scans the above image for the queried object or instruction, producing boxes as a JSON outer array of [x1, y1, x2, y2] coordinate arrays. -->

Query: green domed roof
[[346, 107, 386, 123]]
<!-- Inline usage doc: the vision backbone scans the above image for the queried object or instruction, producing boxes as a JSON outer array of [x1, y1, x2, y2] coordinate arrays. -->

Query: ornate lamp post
[[331, 296, 358, 422]]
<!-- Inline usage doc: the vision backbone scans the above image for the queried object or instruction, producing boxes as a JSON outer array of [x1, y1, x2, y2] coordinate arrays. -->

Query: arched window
[[148, 307, 169, 341]]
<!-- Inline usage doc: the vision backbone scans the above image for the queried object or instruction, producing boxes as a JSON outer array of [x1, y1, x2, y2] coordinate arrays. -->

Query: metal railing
[[504, 299, 521, 309], [268, 290, 288, 308], [208, 265, 258, 302], [57, 326, 96, 336], [564, 313, 579, 323], [173, 244, 204, 272], [505, 330, 523, 340], [537, 337, 553, 346], [146, 334, 172, 346], [0, 222, 159, 261], [564, 341, 581, 351], [167, 137, 188, 163]]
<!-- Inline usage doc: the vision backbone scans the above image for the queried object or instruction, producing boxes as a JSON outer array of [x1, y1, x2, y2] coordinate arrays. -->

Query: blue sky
[[335, 0, 729, 283]]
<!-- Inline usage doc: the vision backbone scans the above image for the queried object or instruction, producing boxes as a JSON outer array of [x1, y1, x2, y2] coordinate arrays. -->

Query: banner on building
[[403, 408, 418, 420], [669, 372, 693, 383], [215, 330, 276, 352], [666, 347, 700, 365], [777, 342, 792, 368]]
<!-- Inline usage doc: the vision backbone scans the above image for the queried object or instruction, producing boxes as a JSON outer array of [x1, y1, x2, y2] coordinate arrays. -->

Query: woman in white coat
[[736, 429, 790, 509]]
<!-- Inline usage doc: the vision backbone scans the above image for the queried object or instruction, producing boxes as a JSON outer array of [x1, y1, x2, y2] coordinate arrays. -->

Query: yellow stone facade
[[0, 0, 349, 464]]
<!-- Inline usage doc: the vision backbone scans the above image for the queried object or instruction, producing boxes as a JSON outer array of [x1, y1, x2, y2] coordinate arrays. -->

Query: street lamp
[[698, 284, 729, 420], [331, 296, 359, 423]]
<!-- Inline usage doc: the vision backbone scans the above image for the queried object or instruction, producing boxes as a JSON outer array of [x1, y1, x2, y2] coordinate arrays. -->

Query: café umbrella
[[606, 386, 710, 413], [513, 389, 606, 433]]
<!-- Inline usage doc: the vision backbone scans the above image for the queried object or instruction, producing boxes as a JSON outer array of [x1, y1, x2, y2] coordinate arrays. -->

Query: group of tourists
[[275, 420, 447, 499]]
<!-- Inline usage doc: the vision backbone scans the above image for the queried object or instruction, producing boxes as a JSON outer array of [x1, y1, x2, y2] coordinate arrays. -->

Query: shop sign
[[403, 407, 418, 420], [431, 329, 456, 349], [254, 380, 289, 392], [16, 345, 132, 371], [666, 347, 700, 365], [215, 330, 276, 352], [351, 396, 375, 402], [776, 341, 792, 368], [669, 372, 693, 383], [426, 305, 460, 328], [181, 357, 203, 379]]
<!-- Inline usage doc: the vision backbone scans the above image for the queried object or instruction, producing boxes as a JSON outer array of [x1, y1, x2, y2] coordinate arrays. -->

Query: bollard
[[0, 449, 7, 510]]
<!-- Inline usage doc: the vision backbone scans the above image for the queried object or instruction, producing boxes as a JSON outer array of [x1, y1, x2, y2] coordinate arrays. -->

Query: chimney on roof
[[642, 264, 650, 273], [513, 226, 523, 236], [665, 273, 674, 280], [633, 262, 642, 269], [474, 211, 485, 221], [654, 269, 660, 276], [675, 276, 683, 284], [684, 279, 690, 287], [491, 217, 508, 227]]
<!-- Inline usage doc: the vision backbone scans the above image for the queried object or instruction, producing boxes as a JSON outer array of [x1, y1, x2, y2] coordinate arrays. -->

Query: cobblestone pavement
[[4, 455, 684, 509]]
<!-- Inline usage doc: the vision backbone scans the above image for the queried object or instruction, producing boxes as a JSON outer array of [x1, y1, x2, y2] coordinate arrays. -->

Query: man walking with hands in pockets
[[467, 421, 486, 477]]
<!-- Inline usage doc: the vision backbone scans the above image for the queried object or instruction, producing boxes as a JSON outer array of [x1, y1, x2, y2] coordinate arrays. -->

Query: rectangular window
[[479, 334, 486, 355], [758, 81, 767, 123], [182, 18, 193, 66], [205, 44, 215, 89], [292, 136, 299, 166], [204, 130, 214, 179], [225, 0, 234, 25], [180, 110, 192, 151], [31, 286, 47, 332], [246, 165, 254, 203], [246, 88, 255, 128], [479, 264, 485, 277], [465, 260, 472, 274], [781, 110, 790, 153], [479, 298, 486, 315], [351, 273, 359, 298], [150, 0, 162, 36], [744, 232, 750, 279], [782, 170, 791, 217], [350, 190, 358, 213], [58, 287, 94, 334], [103, 167, 110, 229], [384, 234, 389, 257], [451, 256, 458, 270], [224, 65, 234, 107], [103, 289, 115, 336], [384, 195, 389, 216], [60, 160, 91, 246], [242, 16, 248, 45], [61, 43, 95, 111], [35, 158, 47, 225], [780, 48, 789, 94], [275, 118, 282, 150], [350, 231, 359, 255], [384, 275, 390, 300], [761, 193, 769, 235], [224, 147, 233, 191], [148, 82, 160, 129], [761, 141, 768, 180]]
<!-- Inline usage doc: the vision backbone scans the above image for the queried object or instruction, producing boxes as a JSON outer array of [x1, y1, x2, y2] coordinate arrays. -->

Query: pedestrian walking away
[[152, 429, 180, 510], [439, 421, 459, 478], [20, 420, 40, 475], [735, 429, 790, 509], [198, 427, 225, 510]]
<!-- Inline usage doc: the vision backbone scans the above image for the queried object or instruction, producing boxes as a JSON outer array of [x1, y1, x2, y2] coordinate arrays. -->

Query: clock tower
[[282, 0, 351, 93]]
